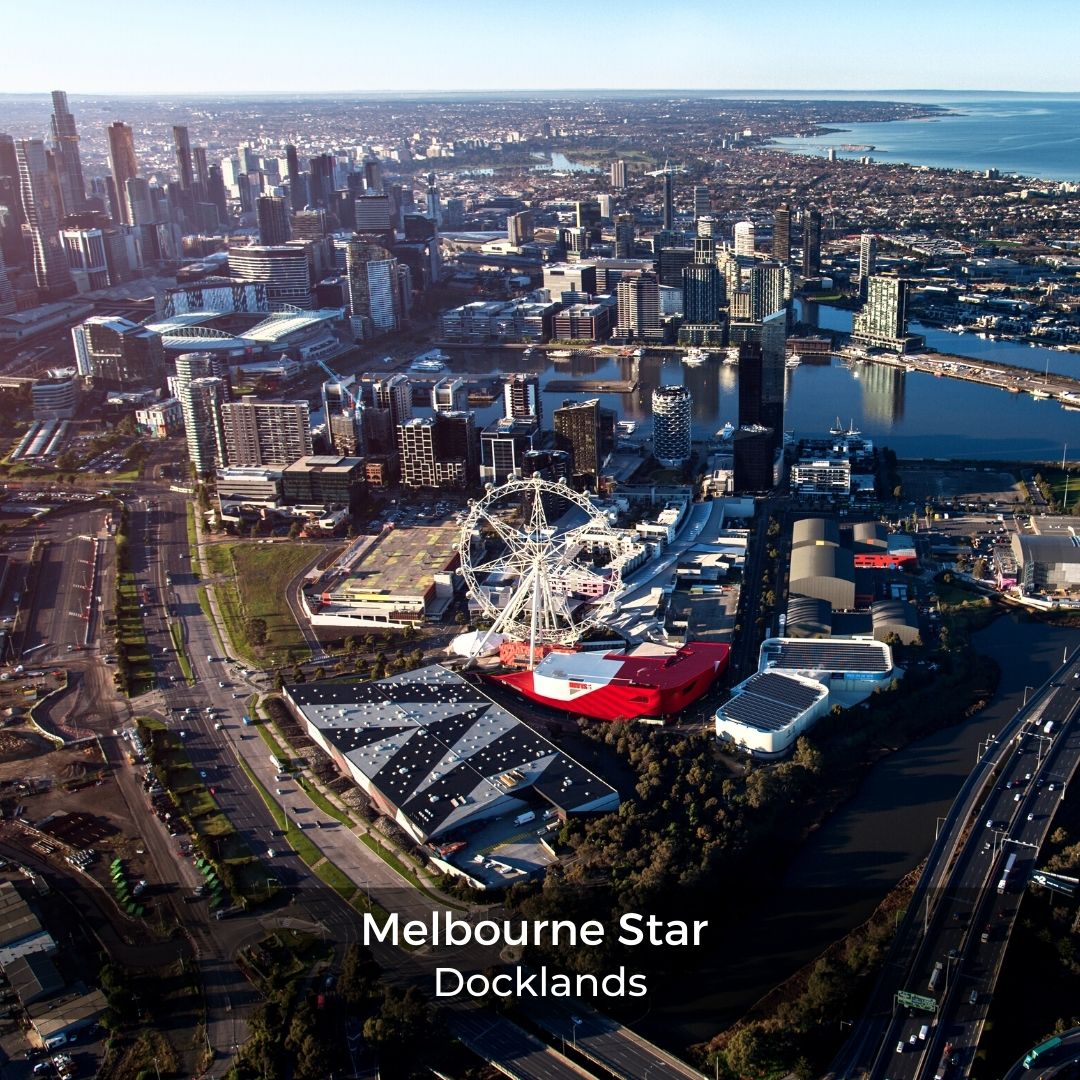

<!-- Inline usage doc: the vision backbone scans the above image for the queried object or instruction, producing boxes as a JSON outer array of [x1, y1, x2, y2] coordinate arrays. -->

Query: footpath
[[186, 509, 462, 910]]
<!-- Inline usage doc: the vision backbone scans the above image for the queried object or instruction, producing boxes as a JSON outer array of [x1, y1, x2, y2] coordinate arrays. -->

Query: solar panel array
[[720, 672, 825, 733], [762, 638, 889, 673], [287, 665, 618, 839]]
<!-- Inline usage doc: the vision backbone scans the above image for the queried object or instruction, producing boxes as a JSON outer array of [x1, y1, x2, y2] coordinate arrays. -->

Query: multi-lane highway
[[0, 484, 722, 1079], [832, 650, 1080, 1080]]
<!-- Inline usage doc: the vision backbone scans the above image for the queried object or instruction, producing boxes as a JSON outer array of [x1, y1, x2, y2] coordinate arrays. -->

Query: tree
[[288, 521, 302, 540], [314, 665, 326, 681], [723, 1023, 773, 1079], [344, 636, 358, 656], [893, 484, 903, 499], [273, 670, 284, 692], [294, 1034, 333, 1079]]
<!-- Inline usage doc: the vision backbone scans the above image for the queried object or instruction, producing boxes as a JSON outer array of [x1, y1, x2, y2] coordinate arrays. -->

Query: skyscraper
[[172, 125, 194, 192], [760, 309, 787, 450], [682, 263, 725, 325], [49, 91, 86, 217], [693, 185, 711, 220], [772, 203, 791, 264], [614, 269, 660, 341], [733, 221, 756, 257], [575, 200, 602, 241], [732, 427, 774, 492], [220, 396, 313, 467], [125, 177, 155, 227], [372, 372, 412, 429], [652, 386, 692, 468], [345, 240, 400, 338], [396, 413, 477, 489], [610, 160, 627, 189], [16, 138, 72, 295], [737, 339, 782, 442], [802, 208, 822, 277], [60, 214, 124, 291], [228, 244, 313, 309], [503, 373, 541, 423], [206, 165, 228, 223], [662, 170, 674, 231], [749, 264, 789, 323], [180, 376, 228, 478], [172, 352, 229, 477], [71, 315, 164, 387], [308, 154, 336, 210], [431, 376, 468, 413], [852, 276, 909, 349], [507, 209, 534, 246], [694, 216, 717, 263], [858, 232, 878, 295], [553, 398, 615, 491], [285, 144, 305, 211], [353, 194, 393, 241], [193, 146, 210, 191], [362, 157, 383, 193], [425, 172, 440, 224], [106, 123, 139, 225], [256, 195, 291, 246], [614, 213, 635, 258]]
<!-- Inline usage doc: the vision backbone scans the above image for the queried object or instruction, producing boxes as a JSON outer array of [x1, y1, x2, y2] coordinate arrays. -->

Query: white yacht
[[717, 422, 735, 441], [785, 353, 802, 369], [683, 347, 708, 366], [410, 349, 449, 373]]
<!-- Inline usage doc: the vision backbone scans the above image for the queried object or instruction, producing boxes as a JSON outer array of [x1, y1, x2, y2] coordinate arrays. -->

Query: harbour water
[[769, 96, 1080, 182], [438, 333, 1079, 461]]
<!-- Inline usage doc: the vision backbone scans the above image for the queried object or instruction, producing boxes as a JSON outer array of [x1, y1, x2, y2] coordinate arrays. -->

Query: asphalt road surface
[[832, 650, 1080, 1080]]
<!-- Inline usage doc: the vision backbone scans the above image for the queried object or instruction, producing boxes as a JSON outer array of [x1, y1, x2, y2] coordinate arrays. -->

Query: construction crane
[[644, 159, 685, 178], [315, 358, 358, 411]]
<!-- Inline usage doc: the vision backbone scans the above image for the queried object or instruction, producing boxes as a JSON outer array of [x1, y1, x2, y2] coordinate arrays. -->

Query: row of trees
[[227, 944, 439, 1079]]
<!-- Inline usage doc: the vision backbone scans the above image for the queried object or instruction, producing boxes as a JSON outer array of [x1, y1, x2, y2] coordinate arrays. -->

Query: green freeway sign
[[897, 991, 937, 1012]]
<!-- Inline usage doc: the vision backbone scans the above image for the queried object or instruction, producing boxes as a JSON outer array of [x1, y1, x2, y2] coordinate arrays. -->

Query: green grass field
[[1038, 468, 1080, 514], [206, 542, 317, 665]]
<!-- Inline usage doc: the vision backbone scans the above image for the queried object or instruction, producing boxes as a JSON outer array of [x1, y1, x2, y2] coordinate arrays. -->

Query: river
[[437, 327, 1080, 461], [639, 613, 1080, 1047]]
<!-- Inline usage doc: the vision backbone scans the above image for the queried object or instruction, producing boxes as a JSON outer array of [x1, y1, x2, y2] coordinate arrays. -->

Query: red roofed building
[[489, 642, 730, 721]]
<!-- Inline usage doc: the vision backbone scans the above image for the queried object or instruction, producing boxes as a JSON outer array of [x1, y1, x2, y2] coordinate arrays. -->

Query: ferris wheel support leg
[[529, 559, 542, 671]]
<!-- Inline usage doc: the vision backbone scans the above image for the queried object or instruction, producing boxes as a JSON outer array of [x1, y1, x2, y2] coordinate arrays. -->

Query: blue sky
[[5, 0, 1080, 94]]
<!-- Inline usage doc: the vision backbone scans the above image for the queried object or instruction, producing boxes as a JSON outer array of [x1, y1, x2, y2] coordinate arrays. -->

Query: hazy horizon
[[6, 0, 1079, 95]]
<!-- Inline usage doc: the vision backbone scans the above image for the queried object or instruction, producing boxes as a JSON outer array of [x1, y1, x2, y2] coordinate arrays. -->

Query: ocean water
[[770, 97, 1080, 182]]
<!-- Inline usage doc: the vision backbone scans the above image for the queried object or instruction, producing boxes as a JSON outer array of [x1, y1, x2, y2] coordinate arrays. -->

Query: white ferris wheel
[[457, 475, 624, 662]]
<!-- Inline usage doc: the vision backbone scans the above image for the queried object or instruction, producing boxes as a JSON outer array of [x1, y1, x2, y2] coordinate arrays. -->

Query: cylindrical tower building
[[652, 385, 692, 468]]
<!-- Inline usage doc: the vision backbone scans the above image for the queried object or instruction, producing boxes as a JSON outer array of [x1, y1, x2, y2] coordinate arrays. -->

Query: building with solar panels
[[714, 635, 898, 757], [715, 670, 830, 758], [757, 636, 896, 706], [283, 665, 619, 852]]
